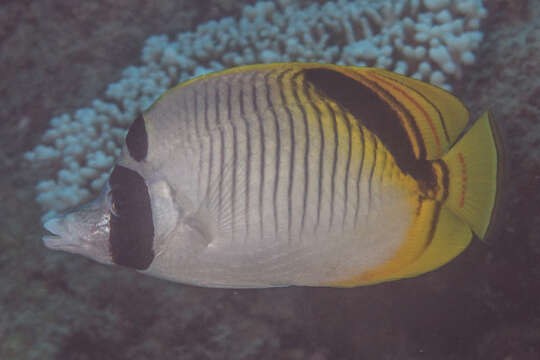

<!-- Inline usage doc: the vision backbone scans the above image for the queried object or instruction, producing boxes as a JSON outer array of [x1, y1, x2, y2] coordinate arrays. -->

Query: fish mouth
[[42, 216, 89, 254], [42, 218, 66, 249]]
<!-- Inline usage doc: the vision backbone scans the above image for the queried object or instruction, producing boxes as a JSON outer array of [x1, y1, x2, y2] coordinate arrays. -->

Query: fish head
[[41, 162, 184, 271]]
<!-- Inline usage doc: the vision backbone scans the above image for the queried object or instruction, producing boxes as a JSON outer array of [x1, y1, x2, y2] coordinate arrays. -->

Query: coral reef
[[24, 0, 486, 218]]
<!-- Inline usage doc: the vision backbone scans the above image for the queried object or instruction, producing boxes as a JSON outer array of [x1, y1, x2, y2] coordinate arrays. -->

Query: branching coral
[[25, 0, 486, 218]]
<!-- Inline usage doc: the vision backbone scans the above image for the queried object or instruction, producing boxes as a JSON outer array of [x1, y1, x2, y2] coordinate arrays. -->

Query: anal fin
[[326, 203, 472, 287], [388, 206, 472, 280]]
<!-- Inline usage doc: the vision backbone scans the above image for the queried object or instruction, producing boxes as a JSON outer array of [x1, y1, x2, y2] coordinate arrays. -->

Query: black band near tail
[[109, 165, 154, 270], [302, 68, 436, 189]]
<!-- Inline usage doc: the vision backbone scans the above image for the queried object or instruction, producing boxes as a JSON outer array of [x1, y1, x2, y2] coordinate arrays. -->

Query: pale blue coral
[[25, 0, 486, 218]]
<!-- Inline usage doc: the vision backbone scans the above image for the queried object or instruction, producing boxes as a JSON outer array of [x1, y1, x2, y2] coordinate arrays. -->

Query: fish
[[42, 63, 502, 288]]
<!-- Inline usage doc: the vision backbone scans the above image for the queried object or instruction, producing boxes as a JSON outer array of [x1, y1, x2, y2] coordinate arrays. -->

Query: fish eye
[[106, 190, 119, 217], [111, 200, 119, 217]]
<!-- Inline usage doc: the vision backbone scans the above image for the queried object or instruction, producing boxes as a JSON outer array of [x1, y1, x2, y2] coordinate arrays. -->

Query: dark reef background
[[1, 0, 539, 359]]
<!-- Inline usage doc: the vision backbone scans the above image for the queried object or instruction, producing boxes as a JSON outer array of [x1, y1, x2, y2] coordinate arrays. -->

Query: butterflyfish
[[42, 63, 502, 288]]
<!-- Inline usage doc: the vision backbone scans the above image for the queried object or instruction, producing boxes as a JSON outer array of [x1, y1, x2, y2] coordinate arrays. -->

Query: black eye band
[[108, 165, 154, 270]]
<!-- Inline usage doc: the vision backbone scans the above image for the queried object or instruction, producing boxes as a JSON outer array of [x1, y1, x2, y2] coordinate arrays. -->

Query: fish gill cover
[[24, 0, 487, 219]]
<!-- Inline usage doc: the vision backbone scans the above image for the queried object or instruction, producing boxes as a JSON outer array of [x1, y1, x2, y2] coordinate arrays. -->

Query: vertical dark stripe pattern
[[228, 80, 238, 238], [239, 75, 251, 236], [216, 81, 225, 222], [304, 85, 324, 228], [277, 69, 295, 240], [354, 125, 365, 225], [323, 99, 339, 229], [293, 72, 310, 234], [367, 134, 378, 211], [193, 87, 204, 199], [340, 108, 353, 227], [182, 92, 193, 149], [203, 81, 214, 202], [264, 71, 281, 235], [379, 148, 387, 187], [424, 203, 443, 250], [253, 72, 265, 238]]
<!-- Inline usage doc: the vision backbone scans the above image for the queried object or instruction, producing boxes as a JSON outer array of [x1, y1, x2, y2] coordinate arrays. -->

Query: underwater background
[[1, 0, 539, 359]]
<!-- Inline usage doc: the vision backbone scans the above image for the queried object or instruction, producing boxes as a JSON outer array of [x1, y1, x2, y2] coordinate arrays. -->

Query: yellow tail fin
[[442, 111, 502, 239]]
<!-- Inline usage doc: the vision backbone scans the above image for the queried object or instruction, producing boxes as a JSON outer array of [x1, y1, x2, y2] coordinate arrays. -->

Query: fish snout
[[42, 216, 65, 249], [42, 214, 89, 253], [41, 198, 114, 265]]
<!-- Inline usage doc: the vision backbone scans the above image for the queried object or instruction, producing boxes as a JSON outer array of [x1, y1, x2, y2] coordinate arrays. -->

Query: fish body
[[43, 63, 502, 288]]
